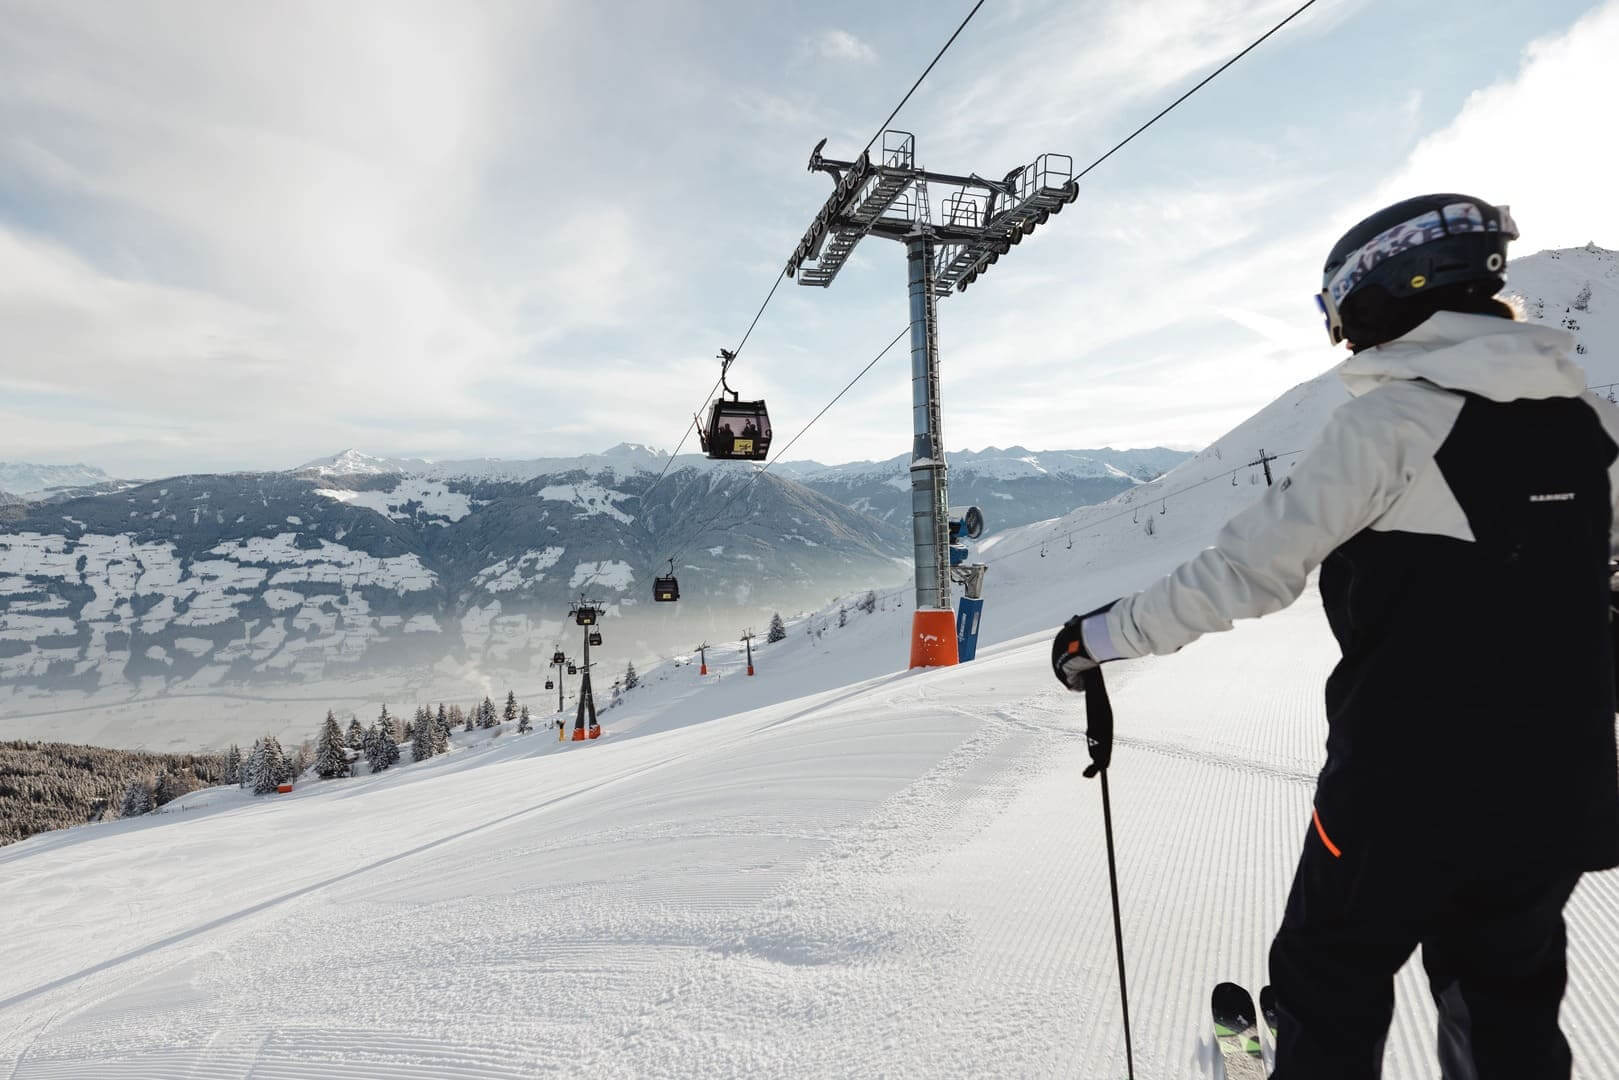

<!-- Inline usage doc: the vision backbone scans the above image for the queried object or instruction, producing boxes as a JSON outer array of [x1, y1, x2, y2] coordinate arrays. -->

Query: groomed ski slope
[[5, 581, 1619, 1078], [4, 248, 1619, 1077]]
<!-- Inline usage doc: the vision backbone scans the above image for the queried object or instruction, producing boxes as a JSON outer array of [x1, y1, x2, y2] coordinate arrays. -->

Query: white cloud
[[0, 1, 540, 472], [0, 0, 1605, 479], [921, 0, 1363, 165], [816, 29, 877, 64], [1367, 0, 1619, 254]]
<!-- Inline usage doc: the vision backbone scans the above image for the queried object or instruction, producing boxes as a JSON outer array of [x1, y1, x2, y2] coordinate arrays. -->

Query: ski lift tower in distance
[[569, 599, 603, 741], [548, 648, 567, 717], [787, 131, 1078, 666]]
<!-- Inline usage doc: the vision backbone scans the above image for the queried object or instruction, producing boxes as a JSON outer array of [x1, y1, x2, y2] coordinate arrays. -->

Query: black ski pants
[[1268, 820, 1580, 1080]]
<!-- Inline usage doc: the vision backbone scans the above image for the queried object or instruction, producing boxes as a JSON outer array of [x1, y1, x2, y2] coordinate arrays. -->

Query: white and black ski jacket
[[1096, 311, 1619, 871]]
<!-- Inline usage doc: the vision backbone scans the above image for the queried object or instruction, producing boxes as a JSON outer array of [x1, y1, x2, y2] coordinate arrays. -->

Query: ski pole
[[1082, 666, 1134, 1080]]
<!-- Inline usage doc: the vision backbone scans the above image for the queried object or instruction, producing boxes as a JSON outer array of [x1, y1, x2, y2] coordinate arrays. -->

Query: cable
[[858, 0, 988, 160], [639, 374, 723, 507], [977, 450, 1306, 566], [757, 326, 911, 468], [791, 0, 1322, 600], [663, 326, 911, 566], [650, 0, 1317, 584], [1075, 0, 1321, 182], [845, 448, 1312, 613], [734, 266, 789, 362], [639, 1, 985, 511]]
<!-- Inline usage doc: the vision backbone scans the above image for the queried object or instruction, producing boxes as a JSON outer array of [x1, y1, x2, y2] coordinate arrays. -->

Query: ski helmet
[[1316, 194, 1518, 347]]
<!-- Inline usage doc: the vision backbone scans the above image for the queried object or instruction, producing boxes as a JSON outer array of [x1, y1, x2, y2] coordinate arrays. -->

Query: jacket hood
[[1336, 311, 1583, 401]]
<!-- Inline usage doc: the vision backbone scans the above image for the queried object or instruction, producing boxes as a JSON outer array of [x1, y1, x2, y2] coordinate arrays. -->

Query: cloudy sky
[[1, 0, 1615, 479]]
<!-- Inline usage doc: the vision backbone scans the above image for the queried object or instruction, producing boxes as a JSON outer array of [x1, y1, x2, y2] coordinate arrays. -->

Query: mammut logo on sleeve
[[1529, 492, 1576, 503]]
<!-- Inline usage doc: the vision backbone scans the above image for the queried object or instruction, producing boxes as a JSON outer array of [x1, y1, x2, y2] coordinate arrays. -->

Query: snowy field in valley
[[3, 247, 1618, 1076]]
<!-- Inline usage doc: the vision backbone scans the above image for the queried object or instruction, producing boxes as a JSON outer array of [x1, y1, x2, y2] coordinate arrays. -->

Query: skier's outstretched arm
[[1101, 398, 1408, 661]]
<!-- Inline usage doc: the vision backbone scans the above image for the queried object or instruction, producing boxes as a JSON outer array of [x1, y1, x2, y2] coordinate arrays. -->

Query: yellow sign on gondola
[[733, 438, 754, 455]]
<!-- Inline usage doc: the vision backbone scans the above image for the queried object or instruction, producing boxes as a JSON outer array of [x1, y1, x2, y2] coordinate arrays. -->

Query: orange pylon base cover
[[571, 728, 586, 741], [588, 726, 601, 740], [909, 608, 960, 669]]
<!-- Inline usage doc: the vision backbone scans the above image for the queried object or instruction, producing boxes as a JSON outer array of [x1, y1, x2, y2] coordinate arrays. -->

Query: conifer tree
[[378, 704, 394, 741], [767, 612, 787, 643], [346, 717, 365, 750], [623, 661, 638, 690], [242, 739, 264, 790], [287, 740, 312, 780], [435, 703, 450, 741], [838, 605, 848, 628], [503, 691, 518, 725], [411, 709, 435, 763], [463, 705, 476, 733], [120, 777, 153, 817], [316, 710, 350, 779], [858, 590, 877, 615], [250, 737, 285, 794], [479, 695, 497, 728], [366, 722, 400, 773], [518, 705, 532, 734], [154, 770, 197, 807], [224, 744, 243, 785]]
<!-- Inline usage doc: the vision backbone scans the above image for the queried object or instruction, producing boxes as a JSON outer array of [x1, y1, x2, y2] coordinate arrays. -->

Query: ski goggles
[[1315, 202, 1518, 346]]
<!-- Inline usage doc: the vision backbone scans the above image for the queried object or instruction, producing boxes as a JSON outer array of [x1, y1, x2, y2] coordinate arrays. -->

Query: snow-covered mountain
[[0, 462, 118, 499], [778, 445, 1192, 533], [0, 245, 1607, 722], [0, 439, 1188, 704], [4, 249, 1617, 1080], [0, 463, 907, 702], [296, 443, 685, 483], [0, 490, 25, 522]]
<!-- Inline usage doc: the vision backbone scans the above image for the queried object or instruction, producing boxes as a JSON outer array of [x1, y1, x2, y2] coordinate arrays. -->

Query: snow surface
[[0, 462, 113, 498], [5, 247, 1619, 1076], [5, 577, 1619, 1076], [474, 548, 567, 593], [569, 559, 635, 591], [314, 479, 474, 524], [0, 529, 438, 689], [537, 482, 635, 525]]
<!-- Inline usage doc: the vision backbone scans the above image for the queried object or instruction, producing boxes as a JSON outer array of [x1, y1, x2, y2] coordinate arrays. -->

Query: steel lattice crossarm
[[784, 131, 1079, 296], [931, 154, 1079, 294]]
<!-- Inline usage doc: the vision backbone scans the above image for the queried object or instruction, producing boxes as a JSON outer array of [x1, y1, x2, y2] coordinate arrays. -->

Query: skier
[[1052, 194, 1619, 1079]]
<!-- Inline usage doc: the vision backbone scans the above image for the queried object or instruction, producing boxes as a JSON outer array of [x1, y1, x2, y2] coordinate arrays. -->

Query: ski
[[1212, 982, 1267, 1079], [1259, 984, 1279, 1045]]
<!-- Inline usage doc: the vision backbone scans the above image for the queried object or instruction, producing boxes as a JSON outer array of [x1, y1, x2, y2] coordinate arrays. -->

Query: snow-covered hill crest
[[0, 462, 117, 499]]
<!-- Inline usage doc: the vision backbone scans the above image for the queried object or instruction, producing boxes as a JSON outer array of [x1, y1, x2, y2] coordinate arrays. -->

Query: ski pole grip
[[1082, 666, 1114, 778]]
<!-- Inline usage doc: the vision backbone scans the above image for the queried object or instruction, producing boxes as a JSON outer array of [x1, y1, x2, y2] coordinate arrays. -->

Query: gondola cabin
[[574, 605, 598, 627], [588, 630, 603, 647], [653, 559, 680, 602], [550, 649, 566, 666], [544, 678, 555, 690], [567, 663, 578, 675], [699, 397, 771, 462]]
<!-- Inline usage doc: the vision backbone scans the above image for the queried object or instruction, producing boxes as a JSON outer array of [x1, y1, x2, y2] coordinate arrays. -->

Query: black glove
[[1051, 602, 1118, 691]]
